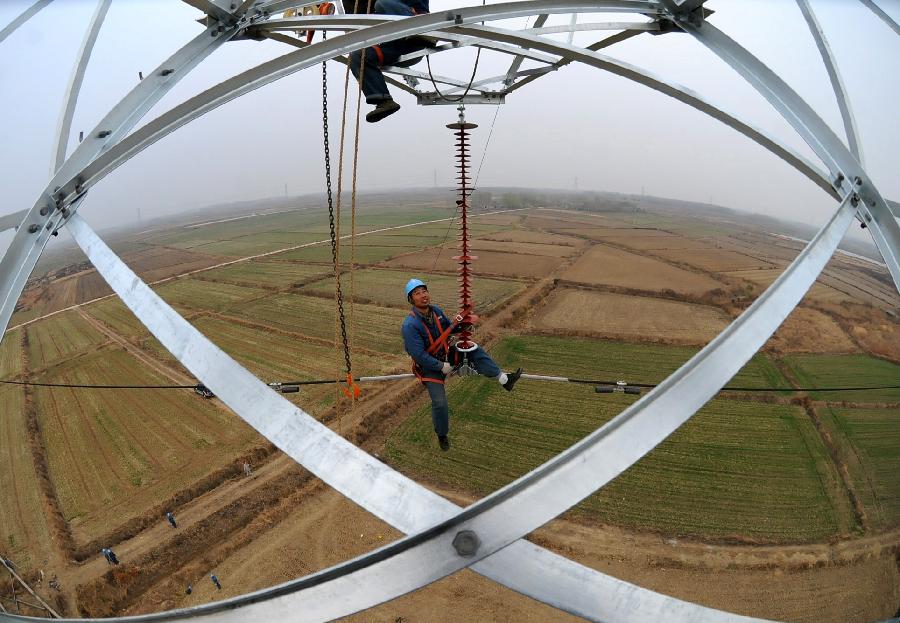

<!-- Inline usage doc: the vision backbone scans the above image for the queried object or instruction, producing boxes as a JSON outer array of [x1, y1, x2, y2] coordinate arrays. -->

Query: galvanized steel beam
[[677, 20, 900, 291], [0, 21, 241, 342], [796, 0, 863, 165], [0, 0, 53, 44], [52, 0, 112, 175]]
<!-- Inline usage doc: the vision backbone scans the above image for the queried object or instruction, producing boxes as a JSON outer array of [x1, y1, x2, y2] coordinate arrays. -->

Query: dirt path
[[76, 309, 193, 386]]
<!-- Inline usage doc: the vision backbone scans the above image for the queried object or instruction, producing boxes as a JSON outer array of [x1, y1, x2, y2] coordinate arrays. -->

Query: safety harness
[[409, 308, 459, 384]]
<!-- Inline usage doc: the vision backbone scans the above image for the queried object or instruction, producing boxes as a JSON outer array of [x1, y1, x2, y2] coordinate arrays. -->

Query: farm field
[[271, 243, 419, 265], [655, 248, 774, 272], [228, 293, 409, 355], [5, 199, 899, 621], [121, 247, 225, 282], [384, 248, 564, 278], [0, 385, 55, 570], [465, 239, 580, 257], [562, 244, 723, 294], [25, 310, 108, 370], [299, 268, 525, 312], [764, 307, 858, 354], [195, 260, 331, 288], [385, 335, 845, 540], [32, 347, 260, 543], [0, 327, 22, 378], [189, 315, 398, 388], [153, 279, 268, 312], [532, 289, 730, 343], [780, 354, 900, 403], [821, 406, 900, 531], [480, 229, 581, 246]]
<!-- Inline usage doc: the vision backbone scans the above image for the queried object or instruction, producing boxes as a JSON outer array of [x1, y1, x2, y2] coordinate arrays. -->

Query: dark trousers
[[349, 0, 429, 103], [424, 347, 501, 437]]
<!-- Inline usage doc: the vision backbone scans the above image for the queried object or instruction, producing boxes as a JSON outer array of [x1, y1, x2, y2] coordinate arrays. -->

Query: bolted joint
[[854, 176, 863, 186], [452, 530, 481, 557], [28, 224, 40, 234], [832, 172, 844, 189], [161, 68, 174, 76], [97, 130, 111, 138], [39, 205, 50, 216], [850, 194, 859, 207]]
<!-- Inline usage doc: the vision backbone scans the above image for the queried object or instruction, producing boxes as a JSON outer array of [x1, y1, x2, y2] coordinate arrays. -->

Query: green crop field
[[491, 335, 789, 390], [781, 354, 900, 402], [190, 315, 399, 383], [184, 236, 324, 257], [299, 268, 524, 312], [33, 348, 260, 543], [25, 310, 108, 370], [270, 244, 416, 264], [195, 260, 331, 287], [153, 278, 267, 312], [0, 328, 22, 378], [386, 335, 845, 541], [823, 406, 900, 531], [230, 293, 409, 355], [84, 299, 148, 340], [0, 385, 54, 569]]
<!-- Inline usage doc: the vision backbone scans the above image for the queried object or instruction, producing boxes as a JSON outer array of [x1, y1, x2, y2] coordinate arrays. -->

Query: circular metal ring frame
[[1, 2, 898, 622]]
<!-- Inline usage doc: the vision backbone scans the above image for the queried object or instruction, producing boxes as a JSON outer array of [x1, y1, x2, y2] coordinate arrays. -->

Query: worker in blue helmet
[[401, 278, 522, 451]]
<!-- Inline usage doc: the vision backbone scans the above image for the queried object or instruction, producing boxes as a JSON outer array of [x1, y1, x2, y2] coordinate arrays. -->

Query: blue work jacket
[[402, 305, 457, 382]]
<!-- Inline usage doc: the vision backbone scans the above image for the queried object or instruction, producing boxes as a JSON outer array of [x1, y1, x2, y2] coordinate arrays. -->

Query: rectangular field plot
[[533, 289, 730, 344], [489, 335, 790, 390], [229, 294, 409, 355], [0, 327, 22, 378], [196, 261, 331, 288], [84, 299, 150, 340], [0, 385, 54, 570], [33, 348, 260, 543], [656, 248, 774, 272], [271, 244, 416, 265], [599, 235, 715, 251], [764, 307, 858, 354], [383, 248, 563, 278], [178, 233, 328, 257], [386, 337, 841, 540], [190, 315, 399, 381], [25, 310, 108, 370], [824, 407, 900, 530], [479, 229, 581, 246], [781, 354, 900, 403], [467, 240, 579, 258], [299, 269, 524, 312], [153, 278, 268, 312], [562, 244, 723, 295]]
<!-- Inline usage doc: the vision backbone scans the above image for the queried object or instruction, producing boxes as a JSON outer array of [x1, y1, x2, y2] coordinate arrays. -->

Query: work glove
[[441, 361, 453, 376]]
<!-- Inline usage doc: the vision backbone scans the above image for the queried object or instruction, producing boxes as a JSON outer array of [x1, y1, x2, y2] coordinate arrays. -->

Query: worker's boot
[[503, 368, 523, 392], [438, 435, 451, 451], [366, 99, 401, 123]]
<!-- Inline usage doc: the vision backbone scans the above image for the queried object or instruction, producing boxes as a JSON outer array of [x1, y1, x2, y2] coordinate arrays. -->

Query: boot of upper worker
[[366, 99, 401, 123], [503, 367, 523, 392]]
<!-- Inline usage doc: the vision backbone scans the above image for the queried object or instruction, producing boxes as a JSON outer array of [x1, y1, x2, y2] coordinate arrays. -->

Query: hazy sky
[[1, 0, 898, 254]]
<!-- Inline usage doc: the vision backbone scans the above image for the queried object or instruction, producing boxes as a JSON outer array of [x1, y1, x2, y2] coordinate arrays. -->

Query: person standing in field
[[210, 574, 222, 590], [166, 512, 177, 528], [401, 278, 522, 451]]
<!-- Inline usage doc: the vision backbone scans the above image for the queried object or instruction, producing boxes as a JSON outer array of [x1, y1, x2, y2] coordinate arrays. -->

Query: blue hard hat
[[404, 278, 427, 300]]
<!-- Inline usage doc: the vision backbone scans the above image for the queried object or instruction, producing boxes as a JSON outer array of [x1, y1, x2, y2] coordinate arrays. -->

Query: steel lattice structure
[[1, 0, 898, 621]]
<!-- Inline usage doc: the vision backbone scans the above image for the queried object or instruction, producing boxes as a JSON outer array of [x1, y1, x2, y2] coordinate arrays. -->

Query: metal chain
[[321, 32, 354, 379]]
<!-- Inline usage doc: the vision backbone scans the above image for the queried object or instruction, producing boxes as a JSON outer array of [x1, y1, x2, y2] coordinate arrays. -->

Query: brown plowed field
[[656, 248, 774, 272], [765, 307, 859, 354], [563, 244, 723, 294], [480, 229, 581, 246], [598, 234, 714, 250], [532, 289, 731, 343], [467, 239, 580, 257], [382, 248, 564, 278]]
